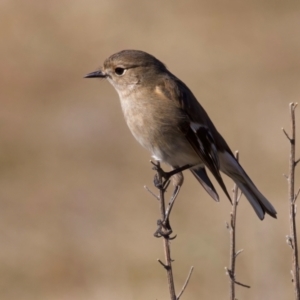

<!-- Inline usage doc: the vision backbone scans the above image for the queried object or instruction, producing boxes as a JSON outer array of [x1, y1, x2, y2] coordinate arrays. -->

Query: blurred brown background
[[1, 0, 300, 299]]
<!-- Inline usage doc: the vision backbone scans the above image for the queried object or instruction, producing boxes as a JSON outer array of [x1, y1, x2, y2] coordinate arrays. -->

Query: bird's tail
[[219, 151, 277, 220], [191, 166, 220, 202]]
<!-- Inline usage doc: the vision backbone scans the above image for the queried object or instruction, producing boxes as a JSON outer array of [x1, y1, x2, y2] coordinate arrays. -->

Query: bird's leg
[[151, 162, 188, 238], [165, 164, 192, 178], [151, 161, 173, 238], [151, 162, 191, 189], [164, 185, 181, 224], [154, 185, 180, 239]]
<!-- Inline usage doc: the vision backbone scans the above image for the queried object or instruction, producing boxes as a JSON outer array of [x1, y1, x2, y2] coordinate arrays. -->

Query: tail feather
[[234, 181, 276, 220], [191, 167, 219, 202], [219, 151, 277, 220]]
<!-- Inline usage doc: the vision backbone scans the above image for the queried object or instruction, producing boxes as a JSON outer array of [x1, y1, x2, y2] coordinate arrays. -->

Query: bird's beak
[[84, 70, 107, 78]]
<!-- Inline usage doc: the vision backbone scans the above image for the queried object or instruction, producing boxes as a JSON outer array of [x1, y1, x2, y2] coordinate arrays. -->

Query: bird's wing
[[158, 74, 277, 219], [159, 74, 232, 202], [185, 122, 232, 202]]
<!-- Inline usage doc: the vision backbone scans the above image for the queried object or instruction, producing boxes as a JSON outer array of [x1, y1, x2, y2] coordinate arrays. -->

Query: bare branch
[[233, 280, 251, 289], [177, 266, 194, 300], [225, 267, 251, 289], [282, 127, 292, 141], [150, 161, 194, 300], [226, 151, 250, 299], [284, 102, 300, 299], [144, 185, 160, 200], [158, 259, 168, 269], [235, 249, 244, 259], [236, 191, 243, 203]]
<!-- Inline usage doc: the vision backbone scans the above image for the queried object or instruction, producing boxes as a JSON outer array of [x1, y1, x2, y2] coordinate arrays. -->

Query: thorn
[[157, 259, 168, 269], [234, 280, 251, 288], [235, 249, 244, 259], [168, 234, 177, 240], [144, 185, 160, 200], [291, 270, 295, 282], [225, 266, 231, 276], [282, 128, 291, 141], [283, 173, 289, 180], [294, 188, 300, 203], [225, 267, 250, 288], [286, 235, 294, 249], [295, 158, 300, 167], [226, 221, 232, 231], [177, 266, 194, 300]]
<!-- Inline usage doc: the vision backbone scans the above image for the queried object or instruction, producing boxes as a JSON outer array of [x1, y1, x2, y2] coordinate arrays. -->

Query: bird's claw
[[153, 219, 176, 239], [153, 174, 163, 189]]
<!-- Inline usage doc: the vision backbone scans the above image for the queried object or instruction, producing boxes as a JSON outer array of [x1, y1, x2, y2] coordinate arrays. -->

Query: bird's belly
[[127, 118, 200, 167], [151, 137, 201, 167]]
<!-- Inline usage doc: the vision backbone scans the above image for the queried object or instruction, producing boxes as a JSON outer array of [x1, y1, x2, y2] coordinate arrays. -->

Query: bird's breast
[[120, 95, 161, 149], [119, 93, 200, 166]]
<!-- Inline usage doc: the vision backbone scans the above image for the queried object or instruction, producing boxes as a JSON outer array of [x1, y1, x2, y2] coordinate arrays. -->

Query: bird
[[84, 50, 277, 220]]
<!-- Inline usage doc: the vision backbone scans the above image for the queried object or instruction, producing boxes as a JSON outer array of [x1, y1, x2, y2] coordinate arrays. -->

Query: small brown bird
[[85, 50, 277, 220]]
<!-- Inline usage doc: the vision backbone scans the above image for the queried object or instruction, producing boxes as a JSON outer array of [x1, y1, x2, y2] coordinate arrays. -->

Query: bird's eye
[[115, 67, 126, 76]]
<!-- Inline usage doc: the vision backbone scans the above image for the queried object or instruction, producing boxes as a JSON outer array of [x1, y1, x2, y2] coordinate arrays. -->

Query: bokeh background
[[1, 0, 300, 299]]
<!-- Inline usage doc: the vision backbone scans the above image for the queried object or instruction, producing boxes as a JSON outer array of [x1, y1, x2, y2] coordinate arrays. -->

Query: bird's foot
[[151, 161, 191, 189], [154, 219, 177, 239]]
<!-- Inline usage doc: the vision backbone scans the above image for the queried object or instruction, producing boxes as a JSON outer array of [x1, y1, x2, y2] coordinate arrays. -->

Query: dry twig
[[226, 151, 250, 300], [145, 161, 194, 300], [282, 102, 300, 300]]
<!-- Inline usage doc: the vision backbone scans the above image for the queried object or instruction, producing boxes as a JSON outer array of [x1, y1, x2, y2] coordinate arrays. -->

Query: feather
[[190, 167, 219, 202]]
